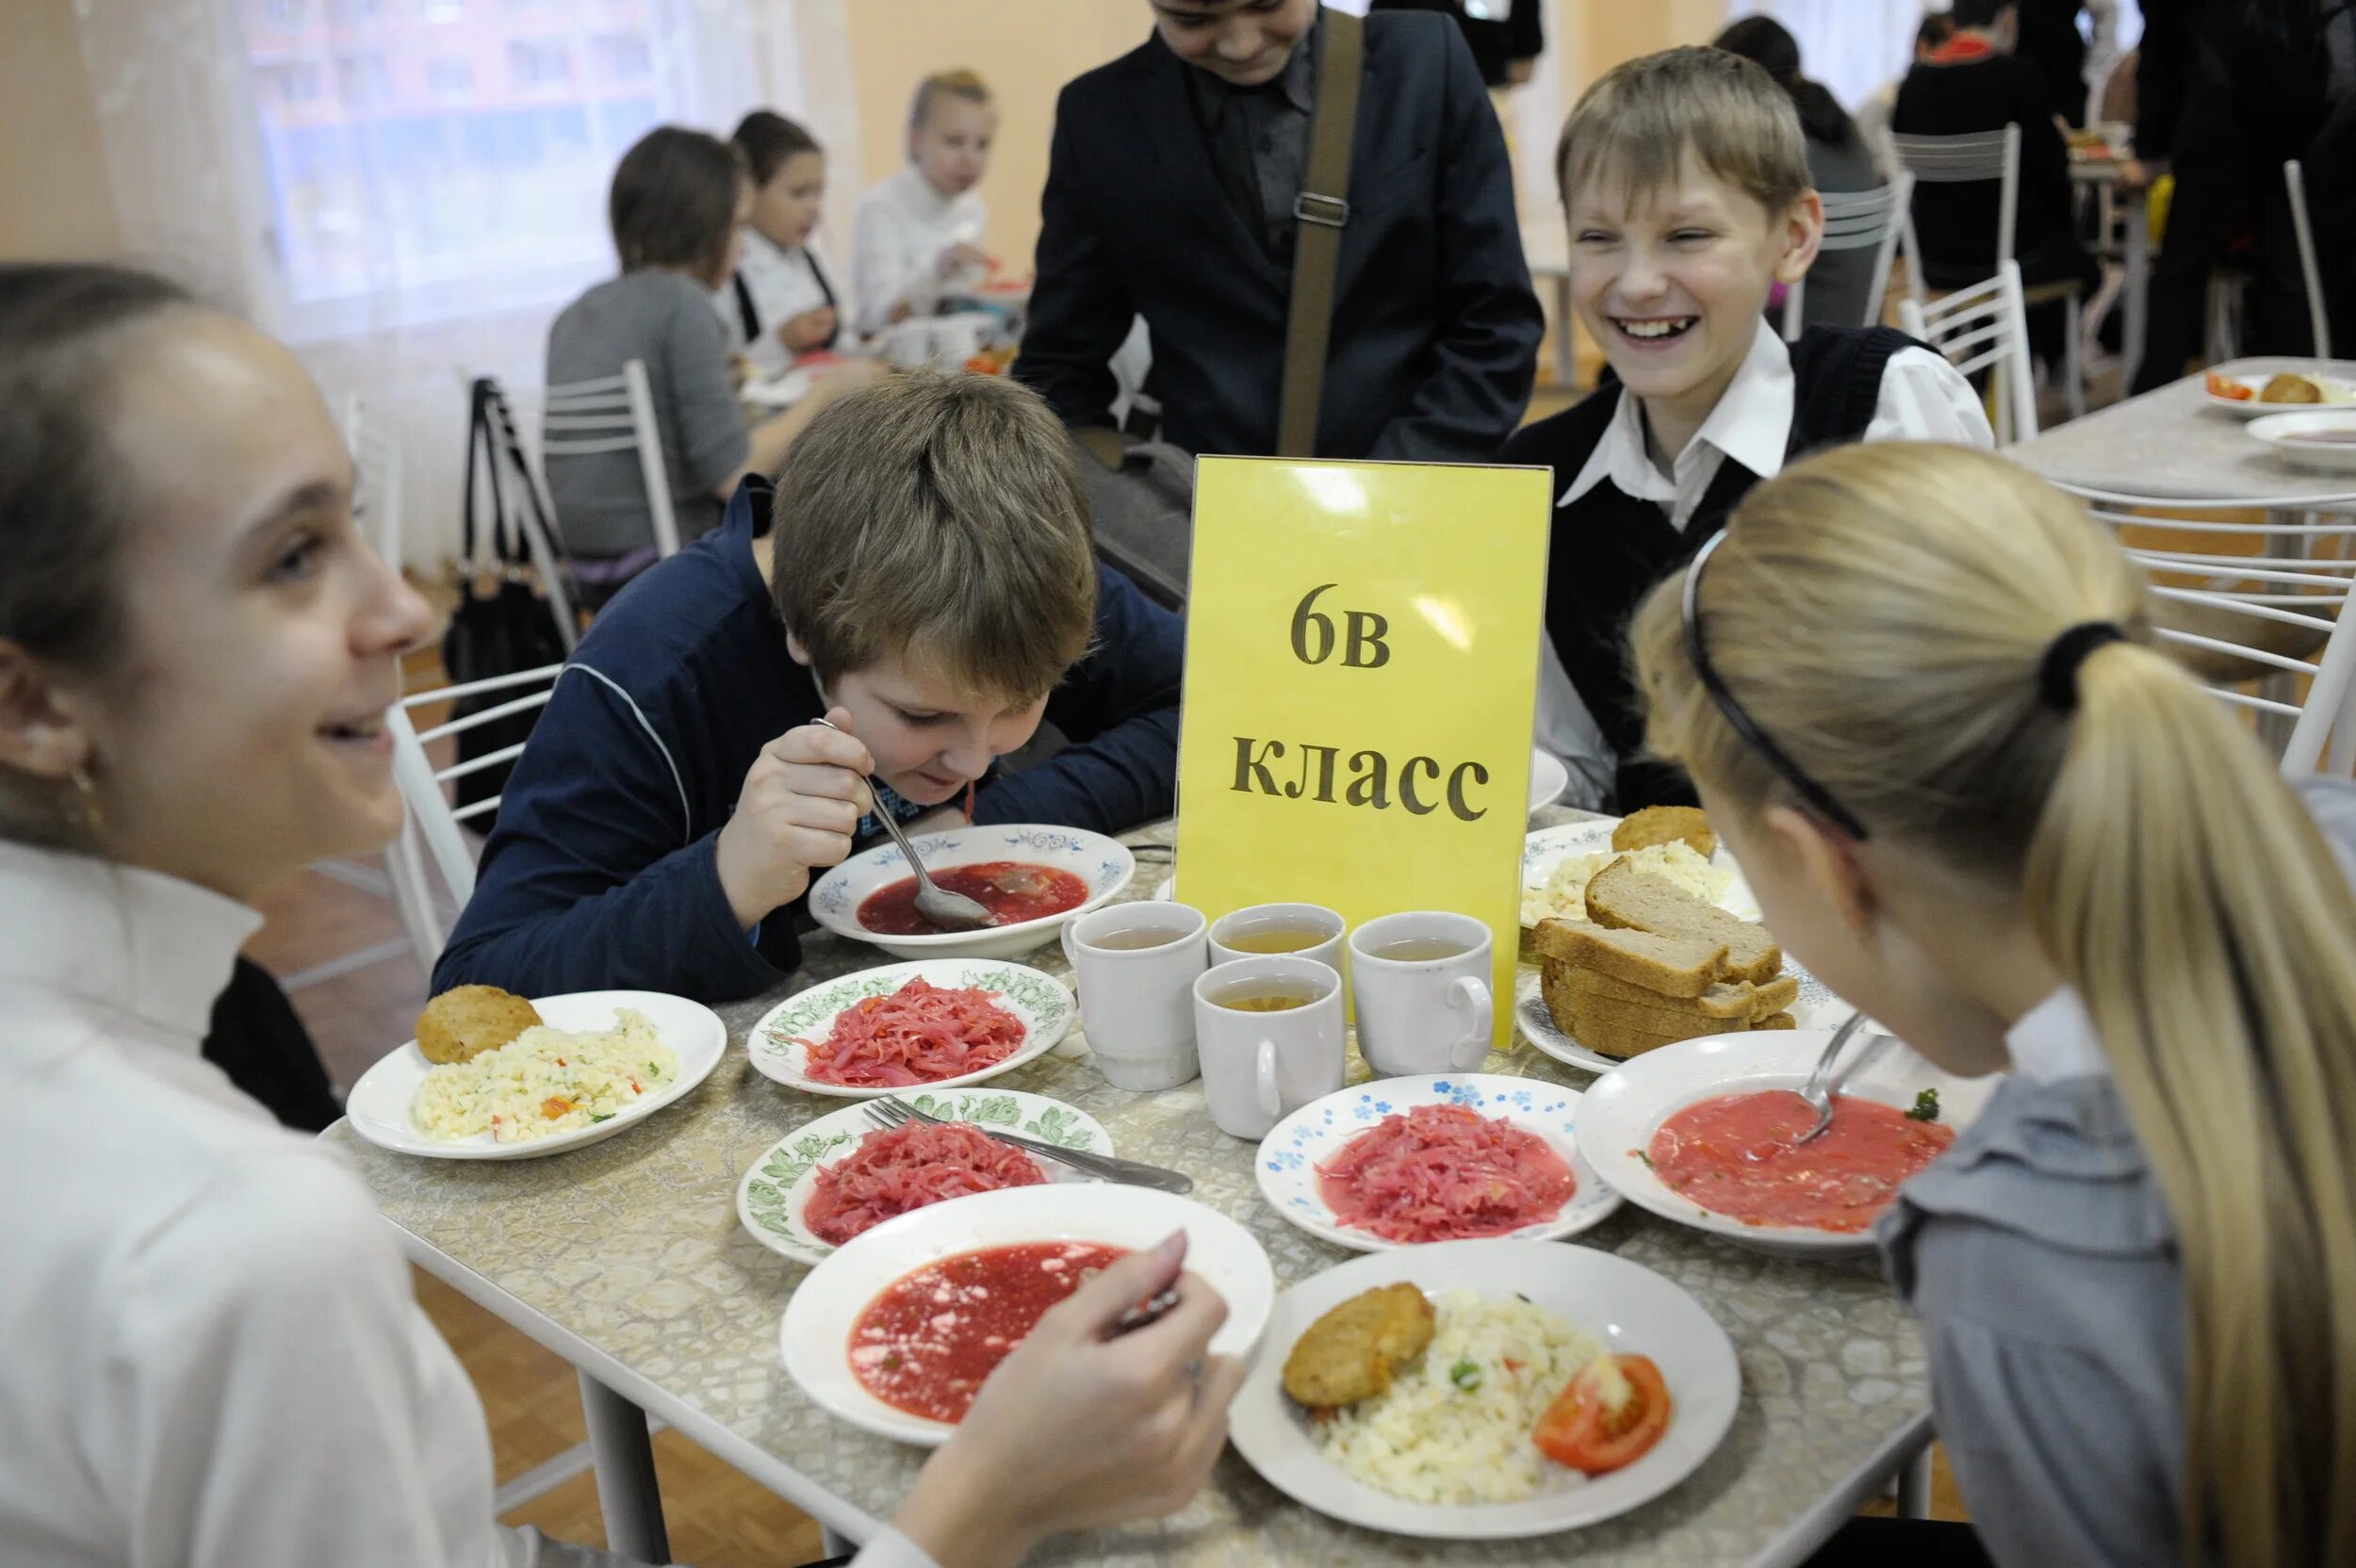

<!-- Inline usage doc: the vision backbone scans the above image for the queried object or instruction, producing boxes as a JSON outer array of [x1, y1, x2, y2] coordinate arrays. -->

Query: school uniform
[[1498, 319, 1990, 810], [434, 477, 1184, 1004], [718, 227, 843, 378], [850, 166, 988, 339]]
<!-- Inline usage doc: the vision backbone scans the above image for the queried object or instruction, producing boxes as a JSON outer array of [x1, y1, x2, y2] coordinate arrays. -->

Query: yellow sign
[[1175, 458, 1553, 1046]]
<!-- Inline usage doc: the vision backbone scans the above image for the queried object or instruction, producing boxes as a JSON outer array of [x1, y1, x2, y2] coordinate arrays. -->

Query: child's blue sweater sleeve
[[430, 671, 793, 1002], [973, 564, 1182, 834]]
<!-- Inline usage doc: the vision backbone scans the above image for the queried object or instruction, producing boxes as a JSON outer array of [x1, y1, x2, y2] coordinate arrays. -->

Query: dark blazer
[[1013, 9, 1543, 463]]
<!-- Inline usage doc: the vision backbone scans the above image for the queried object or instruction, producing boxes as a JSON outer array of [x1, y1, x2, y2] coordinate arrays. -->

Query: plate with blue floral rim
[[747, 958, 1074, 1100], [735, 1088, 1115, 1266], [1254, 1073, 1621, 1252]]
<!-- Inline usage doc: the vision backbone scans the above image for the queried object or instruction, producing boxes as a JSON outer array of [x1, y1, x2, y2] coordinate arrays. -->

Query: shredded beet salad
[[804, 1121, 1046, 1245], [798, 977, 1025, 1087], [1315, 1103, 1576, 1244]]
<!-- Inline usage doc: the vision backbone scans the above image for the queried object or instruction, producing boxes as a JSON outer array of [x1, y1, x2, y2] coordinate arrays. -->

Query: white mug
[[928, 311, 996, 369], [1061, 903, 1208, 1090], [879, 318, 934, 370], [1193, 957, 1345, 1140], [1349, 911, 1495, 1078], [1207, 902, 1347, 978]]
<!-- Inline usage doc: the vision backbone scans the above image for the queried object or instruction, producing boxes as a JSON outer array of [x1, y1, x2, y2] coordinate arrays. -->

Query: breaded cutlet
[[1281, 1282, 1436, 1411]]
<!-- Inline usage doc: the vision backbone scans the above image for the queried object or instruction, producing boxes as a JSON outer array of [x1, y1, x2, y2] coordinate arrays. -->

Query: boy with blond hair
[[1501, 45, 1989, 811], [436, 373, 1182, 1001]]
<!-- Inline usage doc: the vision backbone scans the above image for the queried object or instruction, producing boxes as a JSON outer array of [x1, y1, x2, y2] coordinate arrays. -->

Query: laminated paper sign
[[1175, 458, 1553, 1046]]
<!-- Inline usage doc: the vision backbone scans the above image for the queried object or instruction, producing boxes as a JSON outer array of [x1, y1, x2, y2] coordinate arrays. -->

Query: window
[[259, 60, 325, 105], [263, 0, 306, 24], [592, 32, 649, 83], [329, 0, 388, 22], [426, 55, 474, 97], [335, 53, 392, 104], [507, 39, 573, 89]]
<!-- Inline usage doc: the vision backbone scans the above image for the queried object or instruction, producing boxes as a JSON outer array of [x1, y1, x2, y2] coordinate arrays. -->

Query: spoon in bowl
[[1792, 1010, 1895, 1148], [811, 716, 994, 933]]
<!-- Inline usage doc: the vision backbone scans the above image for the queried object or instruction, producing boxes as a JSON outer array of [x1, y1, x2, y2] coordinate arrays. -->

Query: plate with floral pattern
[[747, 959, 1074, 1099], [736, 1088, 1114, 1266], [1254, 1073, 1620, 1252]]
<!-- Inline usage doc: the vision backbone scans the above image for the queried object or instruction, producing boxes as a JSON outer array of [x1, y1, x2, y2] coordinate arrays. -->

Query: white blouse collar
[[1560, 318, 1796, 511], [0, 840, 261, 1046], [2004, 987, 2112, 1083]]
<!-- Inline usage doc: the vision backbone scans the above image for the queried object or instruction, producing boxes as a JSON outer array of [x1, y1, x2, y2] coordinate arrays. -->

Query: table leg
[[580, 1371, 671, 1564], [2123, 189, 2151, 391], [1896, 1441, 1935, 1521]]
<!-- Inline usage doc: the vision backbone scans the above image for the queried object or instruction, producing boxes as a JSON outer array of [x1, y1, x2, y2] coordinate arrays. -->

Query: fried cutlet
[[1611, 805, 1718, 859], [1282, 1282, 1437, 1411], [2261, 372, 2325, 404], [415, 985, 543, 1066]]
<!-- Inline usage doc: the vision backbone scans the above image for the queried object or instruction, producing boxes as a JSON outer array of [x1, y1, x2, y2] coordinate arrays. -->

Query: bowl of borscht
[[809, 823, 1137, 961]]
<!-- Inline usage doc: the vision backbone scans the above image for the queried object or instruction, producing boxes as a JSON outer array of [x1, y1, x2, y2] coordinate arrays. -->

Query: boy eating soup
[[1502, 46, 1989, 810], [435, 373, 1182, 1002]]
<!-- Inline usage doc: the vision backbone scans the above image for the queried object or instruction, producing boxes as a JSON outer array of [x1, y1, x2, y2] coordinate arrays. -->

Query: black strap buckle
[[1292, 191, 1350, 229]]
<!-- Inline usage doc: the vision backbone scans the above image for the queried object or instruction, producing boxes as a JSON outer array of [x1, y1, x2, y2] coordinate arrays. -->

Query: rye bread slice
[[1566, 967, 1800, 1021], [1541, 969, 1739, 1058], [1583, 858, 1783, 985], [1531, 920, 1726, 998], [1560, 980, 1757, 1044]]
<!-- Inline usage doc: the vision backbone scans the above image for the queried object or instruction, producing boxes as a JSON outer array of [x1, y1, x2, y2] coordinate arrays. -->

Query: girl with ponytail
[[1629, 441, 2356, 1568]]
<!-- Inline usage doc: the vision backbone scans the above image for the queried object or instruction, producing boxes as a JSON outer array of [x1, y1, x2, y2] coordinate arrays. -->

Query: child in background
[[1628, 440, 2356, 1568], [722, 110, 844, 379], [851, 70, 995, 338], [1498, 47, 1988, 812]]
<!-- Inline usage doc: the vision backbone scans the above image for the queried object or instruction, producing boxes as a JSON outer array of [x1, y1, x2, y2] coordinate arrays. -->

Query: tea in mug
[[1219, 919, 1333, 955], [1088, 923, 1190, 952], [1366, 937, 1471, 963], [1212, 986, 1320, 1013]]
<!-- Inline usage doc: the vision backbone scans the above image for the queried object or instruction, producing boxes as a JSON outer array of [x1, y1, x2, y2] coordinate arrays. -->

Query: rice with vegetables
[[1521, 841, 1729, 927], [1317, 1290, 1603, 1504], [411, 1010, 675, 1143]]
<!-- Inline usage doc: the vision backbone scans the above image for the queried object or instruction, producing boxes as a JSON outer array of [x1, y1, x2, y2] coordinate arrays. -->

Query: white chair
[[384, 662, 567, 968], [2286, 158, 2331, 360], [519, 358, 682, 562], [1785, 173, 1914, 340], [1890, 124, 2086, 419], [1901, 260, 2040, 446], [341, 393, 404, 568]]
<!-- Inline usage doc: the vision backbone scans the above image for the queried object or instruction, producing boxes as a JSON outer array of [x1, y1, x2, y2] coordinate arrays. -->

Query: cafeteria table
[[323, 809, 1939, 1568]]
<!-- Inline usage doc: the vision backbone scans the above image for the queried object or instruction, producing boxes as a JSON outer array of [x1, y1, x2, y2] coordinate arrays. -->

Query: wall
[[0, 0, 121, 259]]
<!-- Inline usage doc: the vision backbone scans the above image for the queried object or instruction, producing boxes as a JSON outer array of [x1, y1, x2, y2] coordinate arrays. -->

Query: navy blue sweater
[[433, 480, 1184, 1002]]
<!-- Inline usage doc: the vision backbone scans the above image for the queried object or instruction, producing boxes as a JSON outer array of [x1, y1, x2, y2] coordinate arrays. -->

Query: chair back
[[527, 358, 681, 560], [2285, 159, 2331, 359], [1890, 123, 2022, 295], [1784, 173, 1915, 339], [385, 662, 567, 964], [1900, 260, 2038, 445]]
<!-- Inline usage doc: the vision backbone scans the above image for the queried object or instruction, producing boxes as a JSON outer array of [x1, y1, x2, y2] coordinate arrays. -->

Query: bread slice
[[1532, 919, 1726, 998], [1557, 979, 1756, 1045], [1612, 805, 1718, 859], [1584, 858, 1783, 985], [1543, 974, 1741, 1059], [1569, 966, 1800, 1022]]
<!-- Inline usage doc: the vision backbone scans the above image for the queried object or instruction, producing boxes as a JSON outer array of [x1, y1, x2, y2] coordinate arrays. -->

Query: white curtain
[[71, 0, 840, 569], [1727, 0, 1933, 110]]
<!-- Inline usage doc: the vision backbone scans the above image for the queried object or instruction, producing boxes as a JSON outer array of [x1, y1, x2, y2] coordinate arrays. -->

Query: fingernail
[[1152, 1230, 1186, 1264]]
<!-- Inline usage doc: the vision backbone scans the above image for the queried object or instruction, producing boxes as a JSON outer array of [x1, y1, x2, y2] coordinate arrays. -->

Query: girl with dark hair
[[0, 259, 1243, 1568], [1712, 15, 1888, 332], [724, 110, 845, 378]]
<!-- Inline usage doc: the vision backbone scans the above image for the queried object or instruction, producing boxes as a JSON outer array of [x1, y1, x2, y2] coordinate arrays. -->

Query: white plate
[[1513, 961, 1848, 1076], [1519, 818, 1759, 928], [808, 823, 1134, 960], [2249, 411, 2356, 474], [2202, 365, 2356, 416], [1227, 1239, 1740, 1540], [736, 1089, 1114, 1265], [1527, 749, 1570, 816], [343, 989, 727, 1160], [747, 959, 1072, 1099], [778, 1184, 1274, 1446], [1255, 1074, 1621, 1251], [1576, 1029, 1997, 1257]]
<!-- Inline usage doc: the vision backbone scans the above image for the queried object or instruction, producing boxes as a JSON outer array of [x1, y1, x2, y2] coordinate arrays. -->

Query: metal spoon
[[1792, 1011, 1894, 1147], [810, 716, 993, 933]]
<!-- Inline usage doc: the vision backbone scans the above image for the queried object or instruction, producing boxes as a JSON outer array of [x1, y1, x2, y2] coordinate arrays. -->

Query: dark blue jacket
[[433, 480, 1183, 1002], [1013, 8, 1542, 462]]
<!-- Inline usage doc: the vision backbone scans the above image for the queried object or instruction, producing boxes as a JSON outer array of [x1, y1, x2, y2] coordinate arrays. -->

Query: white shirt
[[1534, 319, 1993, 801], [849, 166, 988, 338], [715, 228, 844, 379], [0, 841, 938, 1568], [2004, 987, 2113, 1084]]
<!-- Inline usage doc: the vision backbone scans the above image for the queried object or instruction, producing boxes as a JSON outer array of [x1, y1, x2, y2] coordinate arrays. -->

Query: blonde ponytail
[[1629, 442, 2356, 1565]]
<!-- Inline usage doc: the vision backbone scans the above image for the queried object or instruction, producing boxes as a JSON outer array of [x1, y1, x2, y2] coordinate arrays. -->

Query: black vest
[[1500, 326, 1919, 809]]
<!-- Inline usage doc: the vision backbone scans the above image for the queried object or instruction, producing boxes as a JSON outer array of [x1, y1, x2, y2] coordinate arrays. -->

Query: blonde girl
[[1629, 441, 2356, 1567]]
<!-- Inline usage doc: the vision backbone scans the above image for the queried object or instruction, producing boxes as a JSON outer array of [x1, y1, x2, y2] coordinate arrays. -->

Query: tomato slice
[[1532, 1354, 1672, 1475], [2207, 371, 2253, 400]]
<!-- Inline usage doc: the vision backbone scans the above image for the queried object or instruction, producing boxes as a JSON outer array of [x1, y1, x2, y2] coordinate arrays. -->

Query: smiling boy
[[434, 373, 1182, 1002], [1500, 47, 1990, 811]]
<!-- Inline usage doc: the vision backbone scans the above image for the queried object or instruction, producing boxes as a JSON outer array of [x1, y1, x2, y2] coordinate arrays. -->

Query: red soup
[[858, 861, 1089, 936], [848, 1240, 1127, 1423], [1646, 1090, 1955, 1233]]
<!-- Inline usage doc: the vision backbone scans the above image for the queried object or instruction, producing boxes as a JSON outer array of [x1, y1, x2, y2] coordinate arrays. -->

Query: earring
[[68, 765, 103, 836]]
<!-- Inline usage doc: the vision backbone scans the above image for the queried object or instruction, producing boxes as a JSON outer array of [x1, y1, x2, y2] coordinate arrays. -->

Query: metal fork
[[862, 1095, 1194, 1193], [1793, 1011, 1894, 1147], [810, 716, 992, 932]]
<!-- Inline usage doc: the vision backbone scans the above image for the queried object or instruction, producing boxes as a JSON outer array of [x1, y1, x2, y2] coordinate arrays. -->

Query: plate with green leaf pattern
[[746, 958, 1074, 1099], [736, 1089, 1114, 1265]]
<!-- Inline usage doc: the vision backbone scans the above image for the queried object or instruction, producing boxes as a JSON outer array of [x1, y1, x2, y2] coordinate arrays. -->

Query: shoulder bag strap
[[1276, 8, 1364, 459], [461, 377, 496, 572]]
